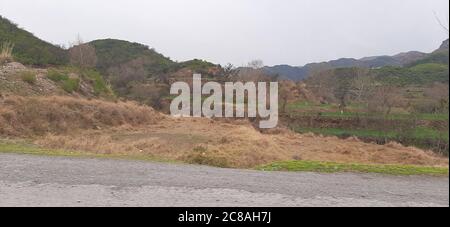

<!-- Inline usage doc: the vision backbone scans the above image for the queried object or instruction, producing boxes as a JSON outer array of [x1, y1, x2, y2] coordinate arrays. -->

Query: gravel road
[[0, 153, 448, 207]]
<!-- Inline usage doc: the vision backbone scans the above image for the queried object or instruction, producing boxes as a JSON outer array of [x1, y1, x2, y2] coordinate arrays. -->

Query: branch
[[433, 11, 449, 34]]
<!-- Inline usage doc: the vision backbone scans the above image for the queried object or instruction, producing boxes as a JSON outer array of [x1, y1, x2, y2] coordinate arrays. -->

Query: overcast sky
[[0, 0, 448, 66]]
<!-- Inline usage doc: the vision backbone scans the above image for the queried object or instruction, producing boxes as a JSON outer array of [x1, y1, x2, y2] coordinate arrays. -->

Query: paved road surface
[[0, 153, 448, 207]]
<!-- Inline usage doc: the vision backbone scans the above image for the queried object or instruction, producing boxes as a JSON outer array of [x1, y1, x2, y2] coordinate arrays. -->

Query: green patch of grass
[[62, 78, 80, 93], [412, 127, 449, 141], [258, 160, 449, 176], [414, 113, 449, 121], [0, 140, 175, 163], [293, 127, 449, 142], [47, 69, 80, 93], [47, 69, 69, 82], [287, 101, 334, 111], [295, 127, 395, 138], [19, 71, 36, 84], [80, 69, 111, 96], [289, 110, 449, 121], [46, 67, 114, 97]]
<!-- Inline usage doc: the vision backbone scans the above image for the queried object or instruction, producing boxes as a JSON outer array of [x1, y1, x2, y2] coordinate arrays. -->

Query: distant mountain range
[[263, 41, 448, 81]]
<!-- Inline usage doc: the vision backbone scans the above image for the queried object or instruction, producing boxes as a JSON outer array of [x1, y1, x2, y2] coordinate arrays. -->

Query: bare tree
[[349, 68, 373, 103], [305, 69, 337, 104], [107, 57, 147, 92], [424, 82, 449, 113], [433, 10, 449, 34], [368, 85, 402, 116], [235, 60, 270, 82], [247, 60, 264, 69], [279, 81, 296, 114], [128, 83, 169, 110], [69, 35, 97, 68], [221, 63, 238, 82]]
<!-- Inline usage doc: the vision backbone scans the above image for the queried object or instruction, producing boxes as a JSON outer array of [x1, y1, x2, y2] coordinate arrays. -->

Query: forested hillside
[[0, 16, 68, 66]]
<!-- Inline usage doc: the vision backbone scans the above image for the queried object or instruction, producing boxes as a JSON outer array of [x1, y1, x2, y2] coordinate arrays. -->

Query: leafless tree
[[107, 57, 147, 93], [424, 82, 449, 113], [235, 60, 270, 82], [368, 85, 402, 116], [247, 60, 264, 69], [69, 36, 97, 68], [349, 68, 373, 103], [305, 69, 337, 104], [278, 81, 296, 114], [433, 10, 449, 34]]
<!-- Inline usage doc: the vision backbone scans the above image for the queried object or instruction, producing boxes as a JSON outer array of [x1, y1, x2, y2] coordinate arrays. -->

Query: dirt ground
[[35, 115, 448, 168]]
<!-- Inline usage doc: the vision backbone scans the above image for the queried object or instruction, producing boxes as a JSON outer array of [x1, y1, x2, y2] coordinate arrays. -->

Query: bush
[[46, 67, 114, 97], [62, 78, 80, 93], [46, 69, 79, 93], [47, 70, 68, 82], [81, 69, 110, 95], [184, 146, 230, 168], [20, 71, 36, 84]]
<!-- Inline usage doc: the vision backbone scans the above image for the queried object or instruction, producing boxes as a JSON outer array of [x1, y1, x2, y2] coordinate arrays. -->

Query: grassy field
[[286, 101, 449, 155], [258, 160, 449, 176], [291, 111, 449, 121], [287, 101, 449, 121], [292, 127, 449, 142]]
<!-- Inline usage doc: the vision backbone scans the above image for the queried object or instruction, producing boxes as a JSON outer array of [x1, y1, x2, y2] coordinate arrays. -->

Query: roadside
[[1, 140, 448, 176], [0, 153, 448, 207]]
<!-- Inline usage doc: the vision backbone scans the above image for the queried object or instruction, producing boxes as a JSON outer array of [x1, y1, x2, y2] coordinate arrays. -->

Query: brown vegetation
[[0, 41, 14, 65], [31, 116, 448, 168], [69, 37, 97, 68], [0, 95, 163, 136], [0, 95, 447, 168]]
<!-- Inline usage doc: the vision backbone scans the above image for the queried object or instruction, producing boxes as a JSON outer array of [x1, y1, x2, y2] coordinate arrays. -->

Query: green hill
[[409, 39, 449, 66], [374, 63, 449, 85], [0, 16, 68, 66], [178, 59, 219, 73], [410, 52, 449, 66], [89, 39, 175, 75]]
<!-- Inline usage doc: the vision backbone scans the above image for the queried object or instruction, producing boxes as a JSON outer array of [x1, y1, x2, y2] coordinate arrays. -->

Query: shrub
[[184, 146, 230, 168], [47, 70, 68, 82], [184, 153, 230, 168], [81, 69, 110, 95], [20, 71, 36, 84], [62, 78, 80, 93]]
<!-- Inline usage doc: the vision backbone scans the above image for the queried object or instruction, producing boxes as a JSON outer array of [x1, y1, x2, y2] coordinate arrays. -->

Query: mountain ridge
[[263, 40, 449, 81]]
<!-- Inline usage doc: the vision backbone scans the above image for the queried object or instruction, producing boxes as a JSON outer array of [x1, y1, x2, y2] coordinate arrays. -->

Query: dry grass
[[35, 116, 449, 168], [0, 95, 163, 136], [0, 42, 14, 64], [1, 95, 448, 169]]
